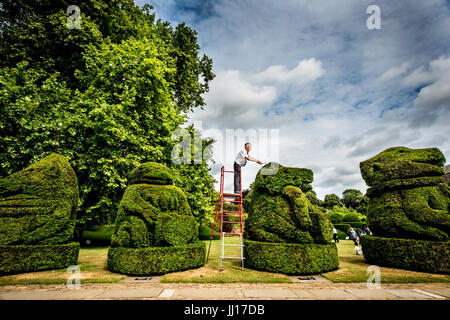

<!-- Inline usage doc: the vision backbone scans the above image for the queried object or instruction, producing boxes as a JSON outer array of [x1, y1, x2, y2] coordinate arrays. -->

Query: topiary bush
[[107, 162, 205, 275], [359, 146, 450, 273], [155, 213, 198, 246], [360, 146, 449, 241], [198, 225, 219, 240], [107, 242, 205, 275], [244, 163, 338, 274], [244, 240, 338, 274], [0, 242, 80, 275], [342, 212, 361, 223], [246, 164, 333, 244], [361, 236, 449, 274], [0, 154, 80, 274], [253, 163, 313, 195]]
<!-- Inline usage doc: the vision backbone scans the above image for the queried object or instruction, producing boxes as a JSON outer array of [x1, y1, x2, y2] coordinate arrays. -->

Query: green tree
[[0, 1, 215, 227], [171, 125, 217, 224], [323, 193, 342, 209], [342, 189, 368, 214]]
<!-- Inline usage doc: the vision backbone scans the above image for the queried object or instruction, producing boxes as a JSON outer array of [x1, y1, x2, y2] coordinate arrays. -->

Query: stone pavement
[[0, 282, 449, 300]]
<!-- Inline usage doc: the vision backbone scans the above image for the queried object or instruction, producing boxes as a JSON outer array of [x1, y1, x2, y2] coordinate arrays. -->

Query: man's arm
[[245, 155, 262, 164]]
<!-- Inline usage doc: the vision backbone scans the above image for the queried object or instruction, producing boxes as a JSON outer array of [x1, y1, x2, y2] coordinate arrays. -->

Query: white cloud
[[153, 0, 450, 200], [251, 58, 325, 84], [378, 62, 410, 82], [206, 70, 277, 109], [413, 57, 450, 110]]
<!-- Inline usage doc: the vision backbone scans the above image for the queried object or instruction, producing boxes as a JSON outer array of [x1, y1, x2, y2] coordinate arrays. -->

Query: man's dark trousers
[[234, 162, 241, 194]]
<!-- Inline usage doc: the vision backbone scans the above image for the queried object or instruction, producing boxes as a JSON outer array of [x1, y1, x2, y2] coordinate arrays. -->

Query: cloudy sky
[[136, 0, 450, 199]]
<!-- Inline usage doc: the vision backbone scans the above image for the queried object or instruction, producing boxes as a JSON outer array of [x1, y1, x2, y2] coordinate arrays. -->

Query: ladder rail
[[207, 167, 224, 262], [206, 165, 245, 271]]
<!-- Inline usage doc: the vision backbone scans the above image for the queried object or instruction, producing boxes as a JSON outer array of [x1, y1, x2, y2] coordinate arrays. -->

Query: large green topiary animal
[[0, 153, 79, 245], [108, 162, 205, 275], [0, 154, 80, 274], [244, 163, 338, 274], [246, 162, 333, 244], [360, 146, 450, 241]]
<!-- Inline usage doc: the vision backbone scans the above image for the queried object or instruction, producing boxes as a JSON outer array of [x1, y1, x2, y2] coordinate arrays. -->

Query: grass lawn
[[0, 247, 126, 286], [321, 240, 450, 283], [0, 240, 448, 285], [160, 238, 291, 283]]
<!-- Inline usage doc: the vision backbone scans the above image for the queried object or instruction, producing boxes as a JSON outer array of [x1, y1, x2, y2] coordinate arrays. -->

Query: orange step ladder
[[206, 165, 245, 271]]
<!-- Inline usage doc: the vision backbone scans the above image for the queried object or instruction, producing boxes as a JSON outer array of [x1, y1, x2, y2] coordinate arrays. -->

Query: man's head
[[245, 142, 251, 152]]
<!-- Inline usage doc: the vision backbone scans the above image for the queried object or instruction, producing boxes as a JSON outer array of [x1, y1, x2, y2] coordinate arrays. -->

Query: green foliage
[[0, 242, 80, 275], [333, 224, 351, 233], [171, 125, 216, 224], [254, 162, 313, 195], [361, 236, 450, 274], [343, 212, 361, 223], [0, 154, 79, 245], [366, 184, 450, 241], [329, 212, 343, 224], [323, 193, 343, 209], [246, 165, 333, 244], [129, 162, 174, 185], [342, 188, 368, 213], [328, 206, 364, 225], [360, 146, 445, 187], [81, 225, 115, 246], [0, 1, 215, 227], [107, 242, 206, 275], [244, 240, 339, 274], [360, 147, 449, 241], [336, 230, 347, 240], [242, 182, 255, 212], [111, 163, 195, 248], [198, 225, 220, 240], [155, 213, 198, 246]]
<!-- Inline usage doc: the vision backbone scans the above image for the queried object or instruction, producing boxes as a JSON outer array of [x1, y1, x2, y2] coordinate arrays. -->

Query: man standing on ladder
[[234, 142, 262, 194]]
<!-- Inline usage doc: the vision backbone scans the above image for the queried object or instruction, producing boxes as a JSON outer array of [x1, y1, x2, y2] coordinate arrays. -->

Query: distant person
[[356, 227, 363, 237], [349, 227, 358, 246], [364, 225, 371, 236], [332, 227, 339, 243]]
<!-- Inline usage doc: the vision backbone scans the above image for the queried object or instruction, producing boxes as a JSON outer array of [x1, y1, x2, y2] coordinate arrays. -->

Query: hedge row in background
[[360, 236, 450, 274], [0, 242, 80, 275], [244, 240, 338, 274], [107, 241, 206, 275]]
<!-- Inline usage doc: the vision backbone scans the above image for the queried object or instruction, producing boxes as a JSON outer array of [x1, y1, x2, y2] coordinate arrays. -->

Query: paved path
[[0, 282, 449, 300]]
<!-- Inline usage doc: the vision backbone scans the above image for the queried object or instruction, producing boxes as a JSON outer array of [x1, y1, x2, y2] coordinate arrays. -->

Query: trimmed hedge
[[128, 162, 174, 185], [333, 224, 351, 233], [0, 242, 80, 275], [154, 213, 198, 246], [0, 153, 79, 245], [360, 236, 450, 274], [254, 162, 313, 195], [244, 240, 338, 274], [360, 146, 445, 186], [198, 226, 220, 240], [107, 241, 206, 275]]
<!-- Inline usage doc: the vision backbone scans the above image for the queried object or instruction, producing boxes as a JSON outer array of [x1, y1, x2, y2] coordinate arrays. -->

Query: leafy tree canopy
[[0, 1, 216, 227], [323, 193, 343, 209]]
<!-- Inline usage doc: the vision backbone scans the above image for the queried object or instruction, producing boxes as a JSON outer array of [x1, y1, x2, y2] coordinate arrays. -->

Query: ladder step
[[222, 210, 240, 213], [223, 244, 245, 247], [221, 257, 246, 260], [223, 170, 235, 173], [223, 200, 241, 203], [220, 215, 241, 218], [222, 221, 242, 224], [213, 232, 242, 236], [223, 193, 241, 197]]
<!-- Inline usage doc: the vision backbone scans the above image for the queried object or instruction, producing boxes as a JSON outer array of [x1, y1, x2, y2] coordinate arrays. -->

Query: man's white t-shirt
[[235, 149, 248, 166]]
